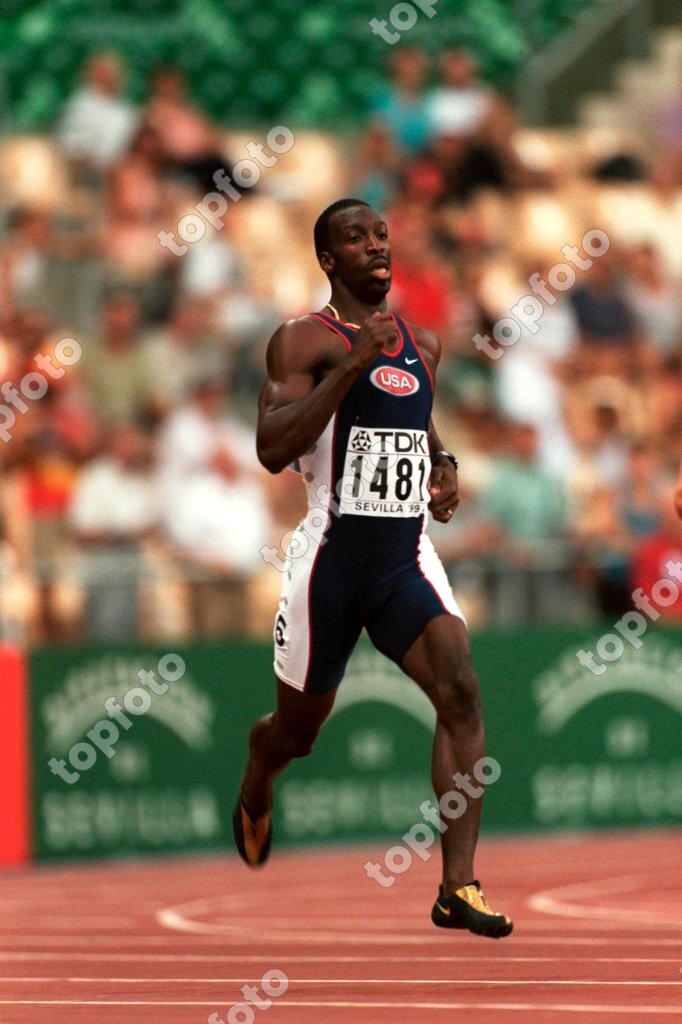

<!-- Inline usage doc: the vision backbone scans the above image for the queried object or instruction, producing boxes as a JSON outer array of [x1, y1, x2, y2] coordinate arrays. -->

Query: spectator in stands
[[5, 396, 84, 642], [441, 421, 570, 624], [387, 200, 455, 333], [141, 298, 226, 418], [479, 421, 566, 550], [638, 159, 682, 281], [427, 49, 493, 141], [108, 124, 166, 224], [557, 392, 647, 617], [353, 122, 403, 212], [102, 126, 176, 315], [144, 66, 232, 193], [625, 244, 681, 358], [178, 222, 243, 301], [618, 443, 665, 541], [84, 293, 153, 425], [494, 257, 580, 445], [569, 251, 638, 373], [433, 255, 501, 412], [425, 49, 518, 198], [436, 421, 565, 557], [481, 419, 569, 618], [2, 308, 54, 383], [371, 47, 431, 157], [0, 210, 54, 317], [561, 394, 633, 497], [579, 442, 666, 618], [656, 64, 682, 183], [58, 52, 139, 175], [644, 353, 682, 448], [69, 423, 158, 640], [632, 491, 682, 621], [155, 379, 272, 635], [0, 523, 37, 646]]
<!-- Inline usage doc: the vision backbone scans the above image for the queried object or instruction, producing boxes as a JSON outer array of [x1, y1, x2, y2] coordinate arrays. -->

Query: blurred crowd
[[0, 46, 681, 643]]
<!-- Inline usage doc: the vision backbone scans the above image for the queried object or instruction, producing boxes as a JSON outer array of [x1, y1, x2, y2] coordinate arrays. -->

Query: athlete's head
[[314, 199, 392, 302]]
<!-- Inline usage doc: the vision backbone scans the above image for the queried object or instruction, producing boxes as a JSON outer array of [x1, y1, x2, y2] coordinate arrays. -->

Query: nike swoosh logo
[[436, 902, 451, 916], [405, 357, 419, 365]]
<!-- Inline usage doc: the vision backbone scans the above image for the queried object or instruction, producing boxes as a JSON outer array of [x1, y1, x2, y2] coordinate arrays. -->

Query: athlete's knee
[[279, 729, 318, 760], [432, 662, 482, 730], [248, 713, 275, 751], [273, 717, 323, 760]]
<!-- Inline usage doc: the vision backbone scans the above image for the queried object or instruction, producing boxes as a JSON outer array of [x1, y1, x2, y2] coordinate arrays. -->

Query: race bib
[[338, 426, 430, 517]]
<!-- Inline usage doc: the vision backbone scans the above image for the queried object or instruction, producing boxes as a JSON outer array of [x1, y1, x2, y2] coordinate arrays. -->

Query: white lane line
[[5, 917, 667, 933], [1, 978, 679, 986], [3, 937, 679, 954], [0, 1000, 680, 1014], [0, 953, 678, 964], [155, 919, 682, 943], [4, 936, 682, 948], [158, 892, 682, 940], [13, 925, 139, 933], [5, 929, 679, 942]]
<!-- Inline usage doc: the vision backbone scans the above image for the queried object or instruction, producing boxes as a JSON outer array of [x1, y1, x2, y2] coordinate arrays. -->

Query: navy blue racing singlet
[[298, 310, 434, 550]]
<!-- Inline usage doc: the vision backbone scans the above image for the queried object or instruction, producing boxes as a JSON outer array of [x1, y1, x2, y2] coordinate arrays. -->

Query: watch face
[[433, 451, 457, 468]]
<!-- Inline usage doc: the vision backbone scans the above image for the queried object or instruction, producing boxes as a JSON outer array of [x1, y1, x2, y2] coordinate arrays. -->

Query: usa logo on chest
[[370, 365, 420, 397]]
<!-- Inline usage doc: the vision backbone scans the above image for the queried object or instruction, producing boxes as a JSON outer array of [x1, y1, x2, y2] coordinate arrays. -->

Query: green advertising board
[[28, 642, 271, 860], [28, 626, 682, 861]]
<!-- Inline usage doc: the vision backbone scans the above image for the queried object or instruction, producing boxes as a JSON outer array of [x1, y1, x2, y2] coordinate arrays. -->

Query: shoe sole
[[432, 906, 514, 939]]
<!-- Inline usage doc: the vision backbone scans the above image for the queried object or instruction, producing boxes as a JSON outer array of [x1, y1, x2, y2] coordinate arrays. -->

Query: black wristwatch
[[431, 450, 459, 470]]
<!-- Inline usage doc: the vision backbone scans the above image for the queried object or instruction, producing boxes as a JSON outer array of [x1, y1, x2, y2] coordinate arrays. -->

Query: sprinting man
[[233, 199, 512, 939]]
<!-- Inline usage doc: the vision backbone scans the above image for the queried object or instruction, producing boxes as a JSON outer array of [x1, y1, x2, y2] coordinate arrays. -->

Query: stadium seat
[[0, 0, 604, 130]]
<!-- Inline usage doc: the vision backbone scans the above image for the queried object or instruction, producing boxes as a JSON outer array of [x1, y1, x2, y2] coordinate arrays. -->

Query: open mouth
[[369, 261, 391, 280]]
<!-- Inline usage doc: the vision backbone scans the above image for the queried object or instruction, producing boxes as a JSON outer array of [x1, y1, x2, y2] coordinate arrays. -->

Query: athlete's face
[[321, 206, 392, 302]]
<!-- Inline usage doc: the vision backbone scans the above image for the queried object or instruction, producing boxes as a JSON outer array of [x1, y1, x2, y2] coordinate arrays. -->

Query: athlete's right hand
[[346, 312, 399, 372]]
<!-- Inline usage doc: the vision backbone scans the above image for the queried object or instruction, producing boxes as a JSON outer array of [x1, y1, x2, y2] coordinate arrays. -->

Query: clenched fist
[[346, 312, 399, 372]]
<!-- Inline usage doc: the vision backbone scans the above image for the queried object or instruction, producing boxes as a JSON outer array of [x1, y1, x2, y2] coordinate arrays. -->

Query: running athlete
[[233, 199, 512, 939]]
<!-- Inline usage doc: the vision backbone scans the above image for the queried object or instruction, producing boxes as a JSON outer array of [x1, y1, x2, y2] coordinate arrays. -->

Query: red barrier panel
[[0, 647, 30, 864]]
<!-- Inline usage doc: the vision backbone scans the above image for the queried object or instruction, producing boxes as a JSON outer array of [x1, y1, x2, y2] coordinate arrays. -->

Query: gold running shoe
[[431, 880, 513, 938], [232, 796, 272, 867]]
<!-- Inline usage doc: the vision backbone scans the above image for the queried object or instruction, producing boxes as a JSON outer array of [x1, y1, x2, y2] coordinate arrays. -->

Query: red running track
[[0, 831, 681, 1024]]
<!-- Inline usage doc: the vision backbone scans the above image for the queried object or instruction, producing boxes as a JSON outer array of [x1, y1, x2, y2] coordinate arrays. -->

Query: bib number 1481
[[349, 454, 427, 502]]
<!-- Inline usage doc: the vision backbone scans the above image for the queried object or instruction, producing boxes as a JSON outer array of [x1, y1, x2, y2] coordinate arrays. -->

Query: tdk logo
[[370, 366, 420, 396], [351, 429, 427, 454]]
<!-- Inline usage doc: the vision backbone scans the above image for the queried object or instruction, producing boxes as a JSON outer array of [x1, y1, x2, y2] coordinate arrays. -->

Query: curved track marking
[[529, 871, 682, 927]]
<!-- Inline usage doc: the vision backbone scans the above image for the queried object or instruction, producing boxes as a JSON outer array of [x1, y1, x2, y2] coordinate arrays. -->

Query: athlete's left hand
[[428, 460, 459, 523]]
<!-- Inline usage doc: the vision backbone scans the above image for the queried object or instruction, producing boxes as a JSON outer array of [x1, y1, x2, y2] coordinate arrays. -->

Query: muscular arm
[[257, 313, 397, 474], [256, 320, 356, 473]]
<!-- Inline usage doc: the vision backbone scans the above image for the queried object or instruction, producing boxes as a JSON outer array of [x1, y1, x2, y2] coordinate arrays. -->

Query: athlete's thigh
[[365, 531, 467, 694], [273, 527, 362, 695], [400, 612, 473, 704]]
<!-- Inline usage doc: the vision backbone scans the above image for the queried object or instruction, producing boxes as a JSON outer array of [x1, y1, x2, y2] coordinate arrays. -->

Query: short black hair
[[313, 198, 370, 257]]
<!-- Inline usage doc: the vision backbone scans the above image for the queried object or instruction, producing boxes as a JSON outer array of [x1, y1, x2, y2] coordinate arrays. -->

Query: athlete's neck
[[326, 291, 388, 326]]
